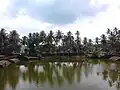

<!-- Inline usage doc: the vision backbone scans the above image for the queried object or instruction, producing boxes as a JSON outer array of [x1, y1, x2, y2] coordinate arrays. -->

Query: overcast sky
[[0, 0, 120, 39]]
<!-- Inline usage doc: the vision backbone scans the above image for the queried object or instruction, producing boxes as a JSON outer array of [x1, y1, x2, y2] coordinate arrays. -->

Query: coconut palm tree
[[95, 37, 99, 45], [39, 30, 46, 45], [83, 37, 88, 53], [107, 28, 111, 35], [8, 30, 20, 53], [39, 30, 47, 52], [0, 28, 8, 54], [55, 30, 63, 46], [101, 34, 107, 52], [95, 37, 100, 52], [83, 37, 87, 46], [87, 39, 93, 52], [66, 31, 74, 52], [55, 30, 63, 52], [27, 33, 36, 55], [88, 39, 92, 46], [75, 30, 81, 53], [46, 30, 55, 52], [113, 27, 118, 36], [34, 32, 40, 47], [106, 27, 119, 53], [22, 36, 28, 45], [61, 35, 67, 52]]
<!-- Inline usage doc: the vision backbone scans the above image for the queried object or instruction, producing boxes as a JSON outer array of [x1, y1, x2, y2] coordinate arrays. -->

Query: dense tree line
[[0, 28, 20, 55], [0, 27, 120, 56]]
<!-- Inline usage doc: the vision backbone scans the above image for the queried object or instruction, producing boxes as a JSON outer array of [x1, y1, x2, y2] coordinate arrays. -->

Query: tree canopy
[[0, 27, 120, 56]]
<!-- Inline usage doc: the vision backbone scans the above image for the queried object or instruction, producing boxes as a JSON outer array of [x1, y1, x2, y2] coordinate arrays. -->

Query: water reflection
[[1, 60, 120, 90], [0, 64, 19, 90]]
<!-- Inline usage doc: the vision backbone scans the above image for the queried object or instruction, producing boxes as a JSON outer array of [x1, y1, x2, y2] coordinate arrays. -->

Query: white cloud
[[91, 0, 120, 6], [0, 0, 120, 40], [0, 15, 52, 36], [65, 0, 120, 39], [7, 0, 108, 25], [0, 0, 10, 13]]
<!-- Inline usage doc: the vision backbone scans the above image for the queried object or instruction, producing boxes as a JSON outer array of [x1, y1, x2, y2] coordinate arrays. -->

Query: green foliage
[[0, 27, 120, 56]]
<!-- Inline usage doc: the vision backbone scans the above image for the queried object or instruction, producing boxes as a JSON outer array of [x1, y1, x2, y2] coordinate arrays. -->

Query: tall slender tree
[[39, 30, 46, 45], [46, 30, 55, 52], [55, 30, 63, 52], [83, 37, 88, 53], [66, 31, 74, 52], [75, 30, 81, 52], [101, 34, 107, 52]]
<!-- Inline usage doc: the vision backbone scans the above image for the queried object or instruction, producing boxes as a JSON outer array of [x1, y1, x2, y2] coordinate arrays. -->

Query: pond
[[0, 59, 120, 90]]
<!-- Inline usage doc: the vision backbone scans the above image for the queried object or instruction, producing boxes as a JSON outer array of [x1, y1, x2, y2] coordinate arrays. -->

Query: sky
[[0, 0, 120, 39]]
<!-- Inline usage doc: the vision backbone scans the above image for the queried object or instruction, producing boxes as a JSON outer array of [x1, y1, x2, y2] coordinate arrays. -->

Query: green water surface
[[0, 58, 120, 90]]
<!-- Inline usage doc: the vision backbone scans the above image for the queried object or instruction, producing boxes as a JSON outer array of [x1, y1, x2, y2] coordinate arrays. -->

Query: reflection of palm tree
[[116, 72, 120, 90], [109, 70, 118, 83], [62, 66, 75, 84], [26, 63, 36, 83], [0, 68, 7, 90], [44, 64, 55, 87], [83, 62, 89, 78], [76, 63, 82, 82], [104, 62, 120, 89], [102, 70, 108, 80], [38, 72, 46, 86], [22, 72, 27, 81], [53, 66, 64, 87], [7, 65, 19, 90]]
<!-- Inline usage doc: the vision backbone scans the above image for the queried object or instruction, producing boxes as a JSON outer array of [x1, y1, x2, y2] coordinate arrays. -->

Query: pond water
[[0, 59, 120, 90]]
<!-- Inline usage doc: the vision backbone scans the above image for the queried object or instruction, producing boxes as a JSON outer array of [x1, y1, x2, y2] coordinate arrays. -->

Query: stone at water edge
[[0, 60, 11, 67], [109, 56, 120, 61], [9, 58, 20, 63]]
